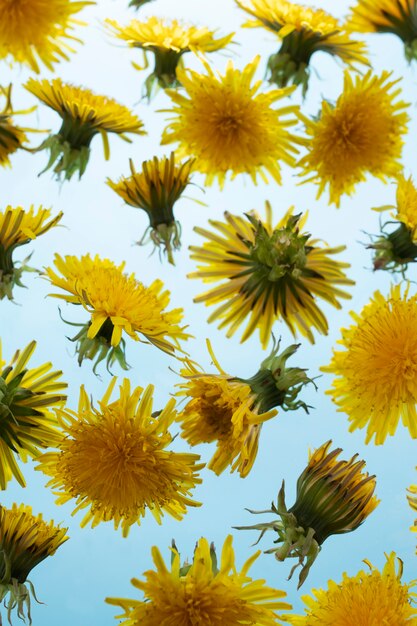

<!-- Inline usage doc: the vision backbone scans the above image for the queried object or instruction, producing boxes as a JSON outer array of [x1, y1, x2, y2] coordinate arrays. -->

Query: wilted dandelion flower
[[0, 340, 67, 490], [0, 0, 92, 73], [0, 205, 62, 300], [44, 253, 190, 371], [106, 17, 234, 100], [236, 441, 378, 588], [285, 553, 417, 625], [0, 503, 68, 625], [0, 84, 37, 168], [25, 78, 146, 180], [177, 339, 314, 477], [37, 378, 204, 537], [368, 173, 417, 273], [161, 56, 301, 187], [107, 153, 194, 265], [236, 0, 368, 95], [189, 204, 353, 347], [299, 71, 410, 207], [349, 0, 417, 62], [106, 535, 292, 624], [323, 284, 417, 444]]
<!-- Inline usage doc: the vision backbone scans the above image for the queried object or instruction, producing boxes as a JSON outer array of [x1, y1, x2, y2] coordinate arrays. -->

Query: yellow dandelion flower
[[107, 153, 195, 265], [25, 78, 146, 180], [369, 173, 417, 272], [36, 378, 204, 537], [236, 0, 368, 95], [236, 441, 378, 588], [0, 0, 92, 73], [106, 534, 292, 625], [408, 479, 417, 548], [349, 0, 417, 62], [44, 253, 190, 371], [298, 71, 410, 207], [177, 339, 314, 477], [106, 17, 234, 100], [322, 284, 417, 444], [0, 84, 37, 168], [0, 340, 67, 490], [0, 503, 68, 625], [285, 553, 417, 625], [0, 205, 62, 300], [189, 204, 353, 347], [161, 56, 301, 188]]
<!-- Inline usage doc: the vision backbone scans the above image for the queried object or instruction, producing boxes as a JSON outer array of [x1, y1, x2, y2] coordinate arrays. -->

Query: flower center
[[215, 114, 242, 136]]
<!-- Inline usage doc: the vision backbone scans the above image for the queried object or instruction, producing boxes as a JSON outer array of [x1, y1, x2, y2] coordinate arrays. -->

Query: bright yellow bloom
[[408, 480, 417, 548], [189, 205, 353, 347], [322, 284, 417, 444], [44, 253, 190, 371], [106, 17, 234, 99], [0, 503, 68, 625], [25, 78, 146, 180], [37, 378, 203, 537], [299, 71, 410, 207], [368, 173, 417, 272], [106, 535, 292, 625], [177, 340, 313, 477], [0, 340, 67, 490], [236, 0, 368, 95], [107, 153, 194, 264], [0, 0, 92, 73], [0, 205, 62, 300], [236, 441, 378, 588], [285, 553, 417, 625], [348, 0, 417, 61], [0, 84, 37, 168], [161, 56, 301, 188]]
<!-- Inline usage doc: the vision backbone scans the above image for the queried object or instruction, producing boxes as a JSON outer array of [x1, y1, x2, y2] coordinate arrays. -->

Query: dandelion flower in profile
[[37, 378, 204, 537], [107, 153, 195, 265], [0, 503, 68, 625], [161, 56, 301, 187], [0, 205, 62, 300], [285, 553, 417, 625], [368, 173, 417, 273], [407, 480, 417, 548], [25, 78, 146, 181], [348, 0, 417, 62], [106, 17, 234, 100], [299, 71, 410, 207], [322, 284, 417, 444], [177, 339, 315, 477], [236, 0, 368, 96], [0, 0, 92, 73], [189, 204, 354, 347], [236, 441, 378, 588], [106, 534, 292, 624], [44, 253, 190, 371], [0, 340, 67, 490]]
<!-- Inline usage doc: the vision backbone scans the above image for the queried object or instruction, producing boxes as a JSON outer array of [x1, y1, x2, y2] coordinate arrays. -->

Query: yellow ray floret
[[298, 71, 409, 207], [0, 84, 37, 168], [25, 78, 146, 180], [322, 283, 417, 444], [161, 56, 301, 188], [285, 553, 417, 625], [0, 0, 93, 73], [0, 340, 67, 490], [106, 17, 234, 99], [0, 205, 62, 300], [236, 441, 378, 588], [37, 378, 204, 537], [106, 535, 292, 625], [348, 0, 417, 61], [0, 503, 68, 625], [108, 153, 194, 264], [236, 0, 368, 94], [189, 204, 353, 347], [44, 253, 190, 371]]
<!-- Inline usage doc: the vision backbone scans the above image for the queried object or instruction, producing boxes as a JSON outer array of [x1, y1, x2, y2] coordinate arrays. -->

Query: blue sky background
[[1, 0, 417, 623]]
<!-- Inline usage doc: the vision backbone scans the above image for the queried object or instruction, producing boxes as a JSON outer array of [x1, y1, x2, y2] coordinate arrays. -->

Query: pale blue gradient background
[[0, 0, 416, 623]]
